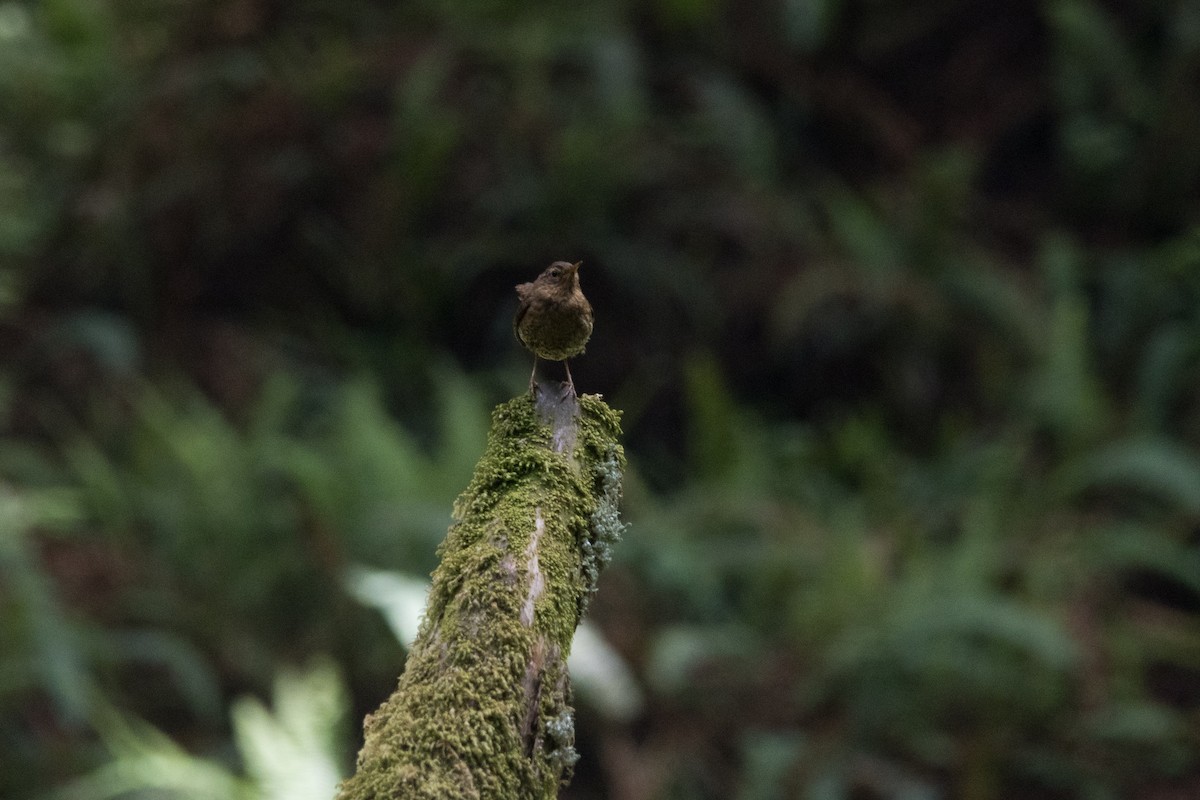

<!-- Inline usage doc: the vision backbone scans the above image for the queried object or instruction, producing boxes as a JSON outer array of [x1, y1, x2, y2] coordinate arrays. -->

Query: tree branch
[[336, 384, 626, 800]]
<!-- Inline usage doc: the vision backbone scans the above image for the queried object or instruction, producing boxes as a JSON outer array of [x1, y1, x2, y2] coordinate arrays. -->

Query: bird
[[514, 261, 593, 397]]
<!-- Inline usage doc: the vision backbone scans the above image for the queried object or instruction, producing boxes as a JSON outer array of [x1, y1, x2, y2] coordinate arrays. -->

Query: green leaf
[[683, 352, 740, 483], [47, 701, 254, 800], [1060, 438, 1200, 516], [232, 659, 347, 800], [1133, 322, 1200, 432], [1092, 524, 1200, 596]]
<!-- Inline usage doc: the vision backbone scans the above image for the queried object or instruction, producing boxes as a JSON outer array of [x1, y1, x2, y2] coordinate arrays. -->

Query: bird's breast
[[516, 295, 593, 360]]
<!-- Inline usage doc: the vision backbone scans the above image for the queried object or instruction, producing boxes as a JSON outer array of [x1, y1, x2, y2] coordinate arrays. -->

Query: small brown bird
[[514, 260, 594, 396]]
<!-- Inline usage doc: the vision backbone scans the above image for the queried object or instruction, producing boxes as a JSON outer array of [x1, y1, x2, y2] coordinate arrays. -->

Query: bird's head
[[534, 261, 582, 296]]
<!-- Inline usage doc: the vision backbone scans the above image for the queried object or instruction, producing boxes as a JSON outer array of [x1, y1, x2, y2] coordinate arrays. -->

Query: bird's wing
[[513, 283, 533, 344]]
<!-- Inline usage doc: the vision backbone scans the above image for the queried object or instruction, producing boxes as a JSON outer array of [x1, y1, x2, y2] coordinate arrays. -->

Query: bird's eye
[[548, 268, 561, 277]]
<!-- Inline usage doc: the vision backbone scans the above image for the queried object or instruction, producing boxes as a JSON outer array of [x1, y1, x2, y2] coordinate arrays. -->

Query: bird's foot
[[559, 380, 577, 400]]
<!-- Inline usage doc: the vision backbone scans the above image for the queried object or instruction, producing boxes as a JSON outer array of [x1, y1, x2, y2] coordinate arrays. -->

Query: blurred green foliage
[[2, 0, 1200, 798]]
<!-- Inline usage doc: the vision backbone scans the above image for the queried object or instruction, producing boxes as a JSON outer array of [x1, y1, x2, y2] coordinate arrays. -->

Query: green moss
[[337, 393, 625, 800]]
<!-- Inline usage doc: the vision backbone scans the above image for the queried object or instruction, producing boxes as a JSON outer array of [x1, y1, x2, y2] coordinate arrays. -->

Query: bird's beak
[[570, 261, 582, 273]]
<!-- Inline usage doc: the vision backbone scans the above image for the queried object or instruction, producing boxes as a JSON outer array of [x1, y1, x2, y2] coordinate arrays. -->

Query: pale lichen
[[543, 708, 580, 772], [336, 392, 624, 800], [578, 441, 627, 615]]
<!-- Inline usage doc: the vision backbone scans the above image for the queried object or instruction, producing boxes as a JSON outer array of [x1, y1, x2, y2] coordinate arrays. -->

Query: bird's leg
[[529, 356, 540, 396], [561, 360, 577, 399]]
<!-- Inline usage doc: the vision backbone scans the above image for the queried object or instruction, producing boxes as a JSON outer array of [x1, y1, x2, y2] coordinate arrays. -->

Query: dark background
[[3, 0, 1200, 798]]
